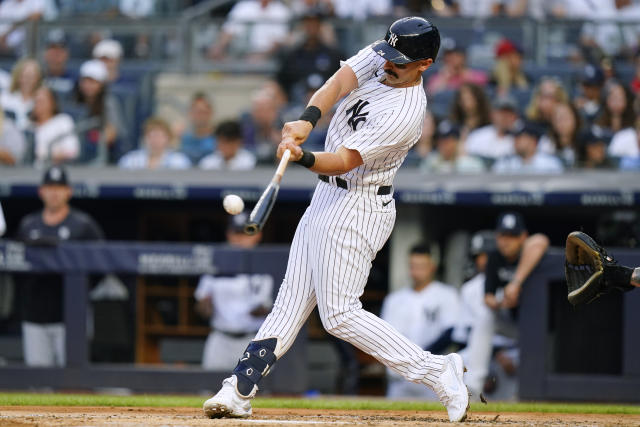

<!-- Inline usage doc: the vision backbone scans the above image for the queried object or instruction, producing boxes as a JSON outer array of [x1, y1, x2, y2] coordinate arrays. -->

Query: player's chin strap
[[232, 337, 278, 398]]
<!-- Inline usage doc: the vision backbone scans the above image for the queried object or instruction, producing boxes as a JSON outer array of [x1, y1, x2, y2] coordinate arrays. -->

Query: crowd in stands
[[1, 0, 640, 172]]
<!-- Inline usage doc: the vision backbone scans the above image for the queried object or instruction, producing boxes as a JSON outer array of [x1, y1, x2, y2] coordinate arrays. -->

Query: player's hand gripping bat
[[244, 149, 291, 235]]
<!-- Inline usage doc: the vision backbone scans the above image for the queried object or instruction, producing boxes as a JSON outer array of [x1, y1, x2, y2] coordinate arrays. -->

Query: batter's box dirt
[[1, 406, 639, 426]]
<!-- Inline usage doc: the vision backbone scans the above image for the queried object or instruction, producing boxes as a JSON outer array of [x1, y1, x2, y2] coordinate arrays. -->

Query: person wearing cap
[[464, 95, 518, 160], [70, 59, 128, 164], [42, 29, 75, 98], [93, 39, 123, 84], [275, 8, 342, 103], [573, 63, 604, 124], [484, 212, 549, 312], [199, 120, 256, 171], [426, 37, 488, 95], [421, 120, 485, 174], [194, 212, 273, 370], [381, 243, 460, 400], [0, 58, 42, 132], [490, 38, 529, 96], [118, 116, 191, 170], [15, 166, 104, 367], [492, 120, 564, 174], [577, 125, 616, 169]]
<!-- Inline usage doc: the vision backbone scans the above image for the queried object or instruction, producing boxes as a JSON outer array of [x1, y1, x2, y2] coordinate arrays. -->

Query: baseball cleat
[[435, 353, 470, 422], [203, 375, 252, 419]]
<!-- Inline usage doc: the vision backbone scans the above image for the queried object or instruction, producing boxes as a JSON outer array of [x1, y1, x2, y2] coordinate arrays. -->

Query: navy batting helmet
[[372, 17, 440, 64]]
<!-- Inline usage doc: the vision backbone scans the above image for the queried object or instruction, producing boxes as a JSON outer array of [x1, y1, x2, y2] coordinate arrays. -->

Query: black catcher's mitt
[[564, 231, 634, 305]]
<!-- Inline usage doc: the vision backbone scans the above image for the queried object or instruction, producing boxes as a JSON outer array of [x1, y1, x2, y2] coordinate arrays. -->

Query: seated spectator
[[465, 96, 518, 160], [630, 51, 640, 95], [31, 85, 79, 167], [538, 102, 582, 168], [67, 59, 128, 164], [577, 125, 616, 169], [406, 110, 437, 167], [0, 0, 45, 56], [1, 58, 42, 131], [42, 29, 75, 99], [421, 121, 485, 174], [380, 243, 460, 399], [595, 81, 635, 134], [57, 0, 119, 17], [449, 83, 491, 141], [331, 0, 391, 21], [0, 109, 26, 165], [574, 64, 604, 125], [199, 120, 256, 171], [275, 9, 342, 104], [491, 39, 529, 96], [119, 117, 191, 169], [525, 77, 568, 132], [179, 92, 216, 164], [492, 121, 564, 174], [92, 39, 124, 84], [208, 0, 291, 62], [426, 38, 488, 95], [609, 119, 639, 159], [241, 88, 282, 163], [449, 0, 501, 18]]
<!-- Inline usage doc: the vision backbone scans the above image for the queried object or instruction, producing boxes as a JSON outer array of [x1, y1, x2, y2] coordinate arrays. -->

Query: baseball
[[223, 194, 244, 215]]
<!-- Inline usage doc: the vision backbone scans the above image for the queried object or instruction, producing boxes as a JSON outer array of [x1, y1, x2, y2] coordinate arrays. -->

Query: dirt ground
[[1, 406, 639, 426]]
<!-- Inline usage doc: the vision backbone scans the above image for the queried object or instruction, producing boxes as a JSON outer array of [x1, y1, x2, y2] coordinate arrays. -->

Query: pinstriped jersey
[[324, 44, 427, 188]]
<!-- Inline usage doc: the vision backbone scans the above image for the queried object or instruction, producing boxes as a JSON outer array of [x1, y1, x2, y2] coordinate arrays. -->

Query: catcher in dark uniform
[[564, 231, 640, 305]]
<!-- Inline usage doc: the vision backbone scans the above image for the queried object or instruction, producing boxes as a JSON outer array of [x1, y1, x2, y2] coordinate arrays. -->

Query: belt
[[217, 329, 257, 339], [318, 175, 391, 195]]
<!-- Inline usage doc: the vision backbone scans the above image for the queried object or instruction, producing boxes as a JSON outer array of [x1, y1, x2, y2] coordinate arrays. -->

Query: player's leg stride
[[203, 338, 276, 418], [434, 353, 470, 422]]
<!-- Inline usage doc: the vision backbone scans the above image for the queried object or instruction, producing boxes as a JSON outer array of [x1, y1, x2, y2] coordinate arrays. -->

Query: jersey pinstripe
[[254, 44, 446, 391]]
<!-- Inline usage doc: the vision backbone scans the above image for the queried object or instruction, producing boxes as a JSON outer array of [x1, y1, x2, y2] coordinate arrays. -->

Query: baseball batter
[[204, 17, 469, 422]]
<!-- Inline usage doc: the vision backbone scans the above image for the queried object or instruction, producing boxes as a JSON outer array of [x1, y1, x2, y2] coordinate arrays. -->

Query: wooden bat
[[244, 149, 292, 235]]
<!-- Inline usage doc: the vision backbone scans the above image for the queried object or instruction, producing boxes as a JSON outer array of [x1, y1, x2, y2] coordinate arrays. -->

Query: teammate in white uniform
[[203, 17, 469, 422], [381, 244, 460, 399]]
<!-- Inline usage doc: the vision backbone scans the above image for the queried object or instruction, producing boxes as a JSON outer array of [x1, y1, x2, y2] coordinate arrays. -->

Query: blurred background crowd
[[1, 0, 640, 173]]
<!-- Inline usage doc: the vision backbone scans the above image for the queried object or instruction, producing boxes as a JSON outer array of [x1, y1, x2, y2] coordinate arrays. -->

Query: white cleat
[[203, 375, 253, 419], [435, 353, 470, 422]]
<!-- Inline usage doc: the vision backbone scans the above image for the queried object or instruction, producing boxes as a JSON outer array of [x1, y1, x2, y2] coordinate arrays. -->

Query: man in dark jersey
[[16, 166, 103, 366]]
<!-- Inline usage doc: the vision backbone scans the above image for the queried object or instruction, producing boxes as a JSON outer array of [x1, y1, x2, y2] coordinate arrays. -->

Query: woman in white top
[[0, 58, 42, 131], [31, 85, 79, 166]]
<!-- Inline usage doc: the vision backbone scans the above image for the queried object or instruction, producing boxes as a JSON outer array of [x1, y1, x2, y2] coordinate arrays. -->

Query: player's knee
[[319, 311, 351, 338]]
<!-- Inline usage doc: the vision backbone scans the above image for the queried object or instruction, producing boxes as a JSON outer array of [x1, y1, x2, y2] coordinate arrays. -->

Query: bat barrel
[[244, 222, 260, 235]]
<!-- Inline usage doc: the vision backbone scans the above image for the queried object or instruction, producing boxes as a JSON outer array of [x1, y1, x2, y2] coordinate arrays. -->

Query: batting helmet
[[371, 17, 440, 64]]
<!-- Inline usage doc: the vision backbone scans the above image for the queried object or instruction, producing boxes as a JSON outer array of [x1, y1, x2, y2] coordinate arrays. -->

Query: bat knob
[[244, 223, 259, 235]]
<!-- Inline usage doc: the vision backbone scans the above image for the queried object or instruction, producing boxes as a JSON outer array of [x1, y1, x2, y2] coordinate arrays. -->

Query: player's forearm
[[512, 233, 550, 286], [309, 152, 352, 175]]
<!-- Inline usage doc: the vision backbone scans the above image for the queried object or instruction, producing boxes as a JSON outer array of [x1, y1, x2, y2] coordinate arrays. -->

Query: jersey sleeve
[[342, 44, 385, 87], [194, 275, 213, 301], [341, 111, 420, 163], [83, 216, 105, 240]]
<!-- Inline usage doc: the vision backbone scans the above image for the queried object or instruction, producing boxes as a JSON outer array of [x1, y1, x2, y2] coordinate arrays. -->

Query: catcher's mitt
[[564, 231, 634, 305]]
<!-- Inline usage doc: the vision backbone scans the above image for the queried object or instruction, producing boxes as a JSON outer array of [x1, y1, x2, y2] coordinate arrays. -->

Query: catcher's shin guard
[[232, 338, 277, 397]]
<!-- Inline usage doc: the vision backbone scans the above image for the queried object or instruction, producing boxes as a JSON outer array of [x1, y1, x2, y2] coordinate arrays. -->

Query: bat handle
[[274, 149, 292, 183]]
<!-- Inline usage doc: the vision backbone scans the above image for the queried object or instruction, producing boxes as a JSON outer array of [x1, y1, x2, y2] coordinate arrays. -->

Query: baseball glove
[[564, 231, 634, 305]]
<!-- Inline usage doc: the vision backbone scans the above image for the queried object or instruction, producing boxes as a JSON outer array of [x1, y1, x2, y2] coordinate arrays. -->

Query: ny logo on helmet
[[388, 33, 398, 47]]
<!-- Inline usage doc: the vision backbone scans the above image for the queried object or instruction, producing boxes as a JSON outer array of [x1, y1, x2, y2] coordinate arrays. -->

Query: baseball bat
[[244, 149, 292, 235]]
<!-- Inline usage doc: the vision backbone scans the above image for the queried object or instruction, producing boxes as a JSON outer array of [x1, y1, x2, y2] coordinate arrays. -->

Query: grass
[[0, 392, 638, 414]]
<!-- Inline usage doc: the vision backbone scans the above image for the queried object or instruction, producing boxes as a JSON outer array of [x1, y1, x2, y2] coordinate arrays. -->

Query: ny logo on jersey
[[346, 99, 369, 131], [388, 32, 398, 47]]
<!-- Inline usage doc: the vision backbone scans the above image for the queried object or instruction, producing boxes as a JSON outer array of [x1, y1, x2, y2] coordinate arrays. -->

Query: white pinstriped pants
[[256, 182, 446, 389]]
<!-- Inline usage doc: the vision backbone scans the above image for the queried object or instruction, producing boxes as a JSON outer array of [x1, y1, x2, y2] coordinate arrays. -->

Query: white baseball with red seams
[[223, 194, 244, 215]]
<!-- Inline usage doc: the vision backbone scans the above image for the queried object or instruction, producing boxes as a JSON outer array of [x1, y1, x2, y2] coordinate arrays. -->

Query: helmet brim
[[371, 40, 412, 64]]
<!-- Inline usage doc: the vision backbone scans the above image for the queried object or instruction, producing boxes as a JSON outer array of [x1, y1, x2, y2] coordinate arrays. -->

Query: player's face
[[38, 184, 71, 211], [409, 253, 436, 287], [383, 59, 432, 88], [496, 232, 527, 260]]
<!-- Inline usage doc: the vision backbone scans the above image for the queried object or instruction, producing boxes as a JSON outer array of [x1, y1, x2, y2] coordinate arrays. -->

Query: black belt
[[318, 175, 391, 195], [217, 329, 257, 339]]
